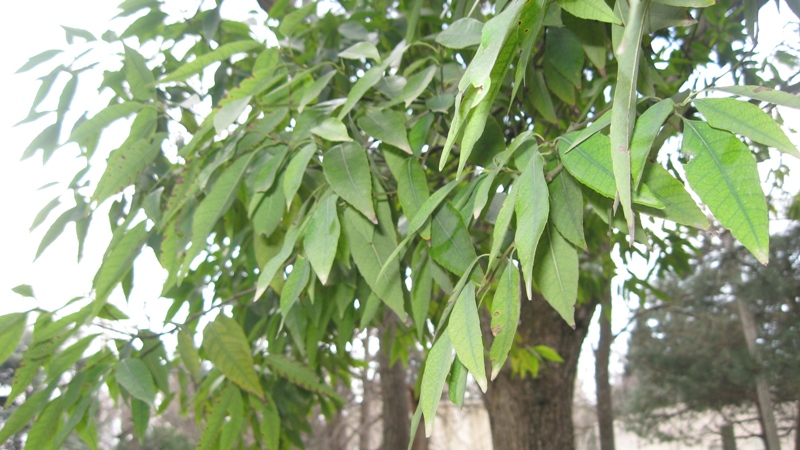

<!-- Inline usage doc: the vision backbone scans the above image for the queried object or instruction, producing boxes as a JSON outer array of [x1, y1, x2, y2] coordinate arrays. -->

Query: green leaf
[[214, 96, 251, 133], [283, 143, 318, 207], [47, 334, 97, 381], [337, 41, 408, 119], [448, 357, 468, 407], [653, 0, 714, 6], [549, 171, 586, 249], [69, 102, 144, 145], [637, 163, 709, 229], [338, 41, 381, 62], [25, 396, 62, 449], [93, 136, 162, 205], [681, 120, 768, 264], [431, 202, 483, 283], [448, 283, 487, 392], [400, 65, 437, 108], [12, 284, 35, 298], [0, 313, 27, 365], [0, 384, 55, 445], [533, 344, 564, 362], [709, 85, 800, 110], [131, 398, 150, 443], [694, 97, 799, 159], [610, 0, 650, 243], [255, 220, 308, 301], [256, 392, 281, 450], [280, 256, 311, 318], [278, 2, 316, 36], [358, 110, 412, 153], [16, 49, 63, 74], [514, 152, 549, 299], [420, 332, 453, 437], [254, 145, 289, 193], [323, 143, 376, 223], [203, 314, 264, 399], [93, 221, 148, 303], [558, 133, 663, 208], [178, 329, 202, 382], [411, 247, 433, 340], [159, 40, 261, 83], [263, 355, 342, 401], [546, 27, 584, 88], [630, 99, 675, 189], [124, 46, 156, 101], [183, 152, 256, 275], [489, 261, 520, 380], [219, 387, 244, 449], [488, 185, 518, 271], [29, 197, 61, 232], [198, 384, 237, 450], [304, 194, 341, 285], [299, 70, 337, 112], [557, 0, 622, 24], [384, 151, 430, 227], [436, 18, 483, 49], [342, 201, 405, 317], [116, 359, 156, 407], [311, 117, 353, 142], [533, 225, 578, 326]]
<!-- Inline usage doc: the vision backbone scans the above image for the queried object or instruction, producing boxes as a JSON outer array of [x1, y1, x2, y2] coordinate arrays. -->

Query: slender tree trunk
[[595, 299, 616, 450], [795, 398, 799, 450], [736, 297, 781, 450], [721, 423, 737, 450], [378, 312, 411, 450], [359, 337, 373, 450], [483, 288, 599, 450]]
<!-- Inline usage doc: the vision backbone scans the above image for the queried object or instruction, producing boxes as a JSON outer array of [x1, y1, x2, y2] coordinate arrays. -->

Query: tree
[[1, 0, 798, 448], [623, 226, 800, 448]]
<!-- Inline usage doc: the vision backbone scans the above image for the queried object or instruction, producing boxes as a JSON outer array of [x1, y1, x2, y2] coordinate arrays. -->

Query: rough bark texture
[[595, 300, 616, 450], [483, 288, 599, 450], [359, 337, 373, 450], [378, 314, 411, 450], [721, 423, 737, 450]]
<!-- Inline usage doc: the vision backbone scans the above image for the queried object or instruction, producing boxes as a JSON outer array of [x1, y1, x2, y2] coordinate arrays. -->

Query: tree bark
[[378, 313, 411, 450], [721, 423, 737, 450], [483, 288, 599, 450], [359, 337, 373, 450], [595, 299, 616, 450]]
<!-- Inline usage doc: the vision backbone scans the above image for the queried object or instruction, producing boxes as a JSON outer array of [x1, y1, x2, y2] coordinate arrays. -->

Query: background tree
[[623, 225, 800, 448], [0, 0, 798, 448]]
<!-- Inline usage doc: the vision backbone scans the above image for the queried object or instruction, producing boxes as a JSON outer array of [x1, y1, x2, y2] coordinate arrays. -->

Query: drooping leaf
[[16, 49, 63, 74], [448, 357, 468, 407], [178, 329, 202, 382], [448, 283, 487, 392], [694, 97, 799, 159], [298, 70, 337, 112], [124, 46, 156, 101], [358, 110, 412, 153], [263, 355, 342, 401], [304, 194, 341, 285], [0, 313, 27, 366], [203, 314, 264, 399], [411, 247, 433, 340], [93, 136, 162, 205], [158, 40, 261, 83], [546, 27, 584, 88], [254, 220, 308, 301], [116, 359, 157, 407], [283, 143, 318, 207], [219, 387, 244, 449], [420, 332, 453, 437], [514, 152, 549, 299], [0, 384, 56, 445], [533, 225, 578, 326], [681, 120, 768, 263], [488, 185, 518, 272], [93, 221, 148, 303], [280, 256, 311, 318], [431, 202, 483, 283], [489, 261, 520, 380], [214, 96, 251, 133], [399, 65, 437, 108], [610, 0, 650, 243], [197, 384, 237, 450], [549, 171, 586, 249], [384, 150, 430, 227], [183, 152, 256, 276], [323, 142, 376, 223]]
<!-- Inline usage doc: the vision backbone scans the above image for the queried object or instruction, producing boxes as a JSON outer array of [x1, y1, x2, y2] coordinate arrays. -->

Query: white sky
[[0, 0, 798, 400]]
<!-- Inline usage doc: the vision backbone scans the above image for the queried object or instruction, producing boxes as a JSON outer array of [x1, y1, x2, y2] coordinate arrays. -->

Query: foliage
[[623, 226, 800, 442], [2, 0, 799, 447]]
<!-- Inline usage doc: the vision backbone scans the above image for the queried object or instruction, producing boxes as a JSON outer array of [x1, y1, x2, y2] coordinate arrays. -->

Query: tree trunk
[[721, 423, 737, 450], [483, 288, 599, 450], [359, 337, 373, 450], [595, 299, 616, 450], [378, 312, 411, 450]]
